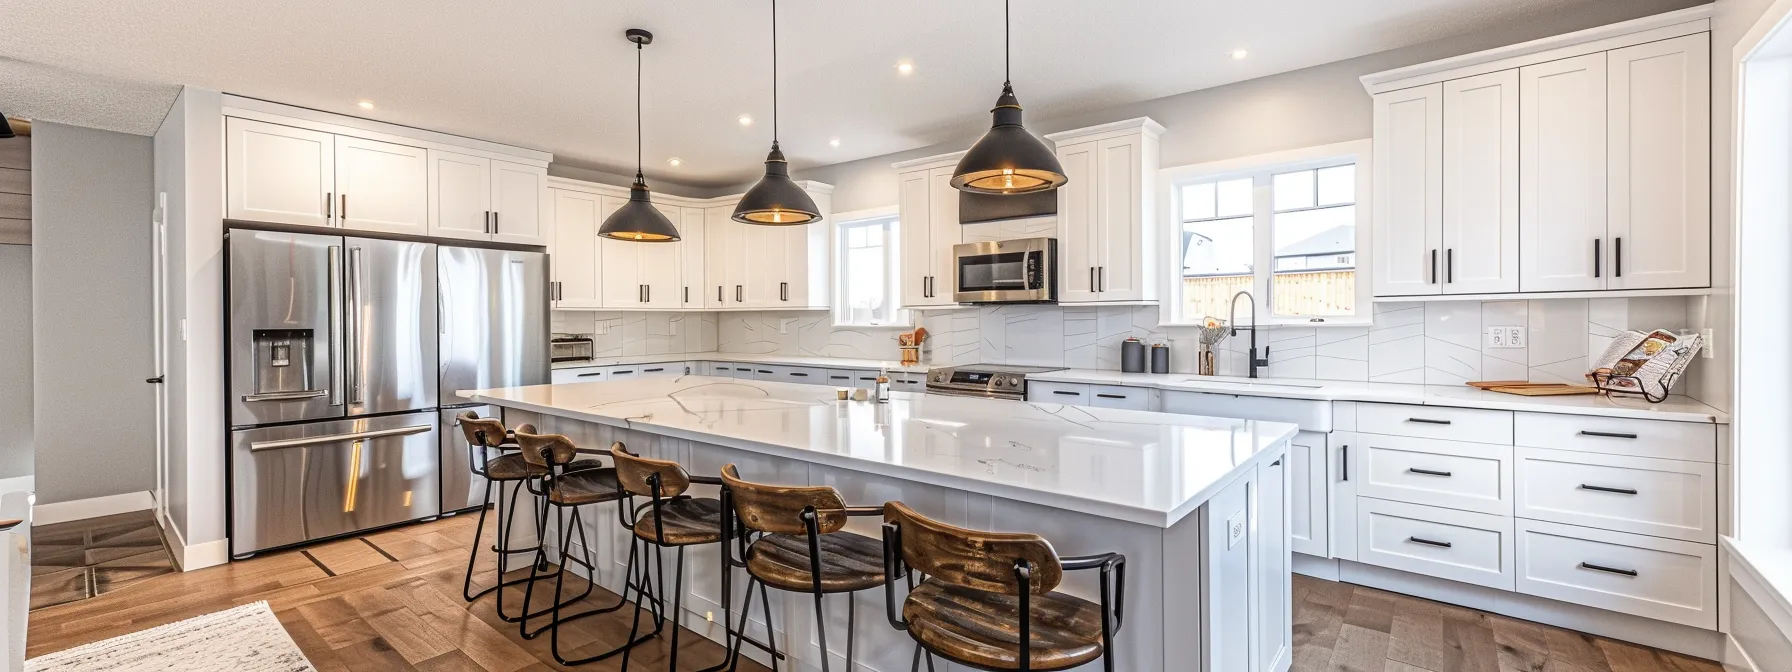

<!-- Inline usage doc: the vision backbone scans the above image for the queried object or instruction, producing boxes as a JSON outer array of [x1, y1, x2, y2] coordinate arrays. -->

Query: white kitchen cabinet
[[678, 207, 707, 308], [747, 223, 789, 308], [1441, 70, 1519, 295], [427, 150, 492, 241], [489, 160, 548, 246], [1371, 84, 1445, 297], [226, 117, 336, 228], [1520, 54, 1609, 292], [1256, 455, 1292, 672], [1607, 33, 1711, 290], [1514, 518, 1716, 629], [549, 188, 601, 309], [1286, 430, 1330, 558], [599, 198, 681, 309], [1047, 119, 1162, 304], [552, 367, 607, 384], [895, 162, 962, 308], [708, 206, 751, 308], [333, 135, 429, 236]]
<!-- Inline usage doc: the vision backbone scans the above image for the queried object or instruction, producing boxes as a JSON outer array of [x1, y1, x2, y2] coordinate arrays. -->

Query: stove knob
[[1009, 377, 1022, 386], [992, 378, 1005, 387], [931, 373, 943, 382]]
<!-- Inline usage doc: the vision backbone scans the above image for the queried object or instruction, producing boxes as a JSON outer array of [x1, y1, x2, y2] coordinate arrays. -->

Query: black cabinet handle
[[1341, 445, 1349, 481], [737, 285, 744, 302], [492, 211, 499, 234], [1430, 249, 1438, 284], [1614, 237, 1622, 277], [613, 370, 634, 375], [859, 376, 876, 381], [645, 368, 665, 373], [1090, 267, 1097, 292], [829, 375, 849, 380], [1096, 394, 1127, 399], [1579, 484, 1638, 495], [790, 372, 809, 377], [684, 287, 689, 303], [1408, 537, 1452, 548], [718, 286, 724, 302], [1446, 248, 1454, 284], [1593, 239, 1601, 278], [1407, 468, 1453, 477], [578, 372, 603, 378], [1053, 390, 1082, 396], [1578, 430, 1637, 440], [1407, 418, 1452, 425], [146, 376, 165, 384], [1270, 459, 1282, 467], [757, 370, 773, 374], [780, 282, 789, 302], [1578, 562, 1638, 577], [1099, 266, 1105, 292]]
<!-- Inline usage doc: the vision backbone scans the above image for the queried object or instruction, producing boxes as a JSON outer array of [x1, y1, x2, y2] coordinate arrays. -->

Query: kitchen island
[[462, 376, 1298, 672]]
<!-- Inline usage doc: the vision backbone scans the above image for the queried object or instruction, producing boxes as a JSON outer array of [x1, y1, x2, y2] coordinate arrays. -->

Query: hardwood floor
[[29, 510, 175, 610], [26, 515, 1725, 671]]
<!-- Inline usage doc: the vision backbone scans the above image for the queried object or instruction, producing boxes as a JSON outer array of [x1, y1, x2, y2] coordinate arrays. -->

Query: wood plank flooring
[[27, 515, 1725, 671]]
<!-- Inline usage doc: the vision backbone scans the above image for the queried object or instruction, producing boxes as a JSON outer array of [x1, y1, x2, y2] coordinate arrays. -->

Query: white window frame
[[830, 205, 912, 328], [1157, 139, 1374, 327]]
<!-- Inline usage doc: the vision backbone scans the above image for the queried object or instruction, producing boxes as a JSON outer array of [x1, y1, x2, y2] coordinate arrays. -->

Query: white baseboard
[[154, 507, 228, 572], [1726, 634, 1758, 671], [1293, 552, 1340, 581], [32, 491, 153, 526]]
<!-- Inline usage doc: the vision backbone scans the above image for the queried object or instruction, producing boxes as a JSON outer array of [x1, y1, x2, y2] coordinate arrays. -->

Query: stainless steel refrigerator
[[437, 246, 549, 514], [226, 229, 442, 557]]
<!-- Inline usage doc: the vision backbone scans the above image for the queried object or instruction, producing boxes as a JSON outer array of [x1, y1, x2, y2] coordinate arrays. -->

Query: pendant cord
[[1004, 0, 1010, 86], [635, 39, 643, 179], [771, 0, 779, 144]]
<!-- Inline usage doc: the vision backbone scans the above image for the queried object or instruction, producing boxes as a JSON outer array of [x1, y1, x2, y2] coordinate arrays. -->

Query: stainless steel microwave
[[952, 237, 1057, 304]]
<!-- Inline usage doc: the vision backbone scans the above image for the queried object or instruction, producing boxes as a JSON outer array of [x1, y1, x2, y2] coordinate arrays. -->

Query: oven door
[[953, 238, 1056, 303]]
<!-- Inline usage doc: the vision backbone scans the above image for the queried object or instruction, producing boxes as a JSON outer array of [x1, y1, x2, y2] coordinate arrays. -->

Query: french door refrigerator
[[226, 228, 441, 557], [437, 246, 550, 514]]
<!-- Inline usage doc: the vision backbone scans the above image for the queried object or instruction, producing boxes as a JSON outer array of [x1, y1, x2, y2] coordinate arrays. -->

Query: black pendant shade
[[734, 0, 822, 226], [950, 83, 1065, 194], [0, 116, 14, 140], [733, 142, 820, 225], [597, 28, 680, 242], [951, 0, 1065, 195]]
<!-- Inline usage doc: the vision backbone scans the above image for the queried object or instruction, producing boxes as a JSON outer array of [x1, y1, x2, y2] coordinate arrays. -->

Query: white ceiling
[[2, 0, 1630, 188]]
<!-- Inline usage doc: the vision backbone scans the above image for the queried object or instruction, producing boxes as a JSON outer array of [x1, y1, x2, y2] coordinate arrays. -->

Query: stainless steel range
[[925, 364, 1067, 400]]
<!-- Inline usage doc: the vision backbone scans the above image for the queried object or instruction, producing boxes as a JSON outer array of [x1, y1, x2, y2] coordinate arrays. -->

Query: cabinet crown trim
[[1043, 117, 1166, 143], [891, 150, 967, 171], [223, 96, 552, 165], [1360, 5, 1711, 93]]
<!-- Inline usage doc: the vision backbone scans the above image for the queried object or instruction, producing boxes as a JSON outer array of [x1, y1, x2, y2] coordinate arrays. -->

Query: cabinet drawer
[[778, 366, 825, 384], [1356, 434, 1512, 515], [638, 363, 681, 379], [552, 367, 606, 384], [1089, 385, 1154, 411], [1030, 381, 1091, 403], [1515, 447, 1715, 543], [822, 370, 857, 386], [1356, 498, 1514, 590], [1514, 518, 1716, 629], [851, 370, 879, 390], [1358, 403, 1513, 444], [1514, 412, 1715, 462]]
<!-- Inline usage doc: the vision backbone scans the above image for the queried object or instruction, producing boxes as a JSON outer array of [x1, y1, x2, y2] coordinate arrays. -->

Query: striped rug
[[26, 601, 313, 671]]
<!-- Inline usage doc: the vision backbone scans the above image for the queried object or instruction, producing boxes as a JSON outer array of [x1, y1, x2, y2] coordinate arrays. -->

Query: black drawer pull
[[1578, 562, 1638, 577], [830, 375, 849, 380], [790, 372, 809, 377], [1270, 459, 1282, 467], [1578, 484, 1638, 495], [757, 370, 773, 374], [1053, 390, 1082, 396], [644, 368, 665, 373], [612, 370, 634, 375], [1407, 537, 1452, 548], [1342, 445, 1349, 482], [577, 372, 603, 378], [1407, 418, 1453, 425], [1578, 431, 1638, 440], [859, 376, 876, 381], [1407, 468, 1452, 477], [1095, 394, 1127, 399]]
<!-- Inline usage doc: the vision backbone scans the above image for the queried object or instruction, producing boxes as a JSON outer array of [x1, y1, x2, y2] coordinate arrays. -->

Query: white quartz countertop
[[461, 377, 1298, 527], [552, 352, 930, 374]]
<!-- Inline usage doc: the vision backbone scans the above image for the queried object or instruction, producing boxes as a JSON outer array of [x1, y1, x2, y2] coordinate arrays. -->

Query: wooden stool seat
[[544, 468, 624, 506], [903, 581, 1105, 671], [484, 453, 605, 481], [746, 531, 885, 594], [632, 496, 724, 546]]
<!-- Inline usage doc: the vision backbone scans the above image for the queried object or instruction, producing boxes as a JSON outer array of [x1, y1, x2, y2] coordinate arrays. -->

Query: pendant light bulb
[[733, 0, 822, 226], [598, 28, 681, 243], [950, 0, 1066, 195]]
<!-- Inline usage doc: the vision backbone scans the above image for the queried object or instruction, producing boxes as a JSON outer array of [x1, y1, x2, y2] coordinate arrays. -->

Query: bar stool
[[455, 412, 602, 623], [881, 502, 1126, 672], [718, 465, 886, 672], [609, 444, 732, 672]]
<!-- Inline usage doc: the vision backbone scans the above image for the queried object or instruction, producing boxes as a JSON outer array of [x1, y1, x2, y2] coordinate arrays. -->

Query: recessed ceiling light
[[357, 100, 375, 109], [1229, 49, 1249, 60], [896, 61, 915, 75], [667, 157, 682, 167], [737, 115, 753, 126], [829, 138, 841, 148]]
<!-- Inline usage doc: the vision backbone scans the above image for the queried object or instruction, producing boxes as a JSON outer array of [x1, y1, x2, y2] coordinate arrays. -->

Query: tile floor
[[29, 510, 175, 610]]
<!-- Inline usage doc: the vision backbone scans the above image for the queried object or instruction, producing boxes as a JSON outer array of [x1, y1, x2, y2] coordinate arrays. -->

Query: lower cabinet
[[1286, 431, 1330, 558], [1513, 518, 1717, 629], [1356, 497, 1516, 590]]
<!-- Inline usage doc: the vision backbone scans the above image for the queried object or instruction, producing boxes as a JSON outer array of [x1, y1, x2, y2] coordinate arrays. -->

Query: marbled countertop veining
[[461, 377, 1298, 527]]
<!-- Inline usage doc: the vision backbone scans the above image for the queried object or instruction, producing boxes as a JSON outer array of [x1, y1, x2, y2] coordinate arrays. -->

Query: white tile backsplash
[[559, 296, 1694, 386]]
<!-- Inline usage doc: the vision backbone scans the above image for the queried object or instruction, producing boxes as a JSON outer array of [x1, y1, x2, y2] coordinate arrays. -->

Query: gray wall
[[0, 246, 30, 480], [31, 122, 155, 505], [788, 0, 1708, 213]]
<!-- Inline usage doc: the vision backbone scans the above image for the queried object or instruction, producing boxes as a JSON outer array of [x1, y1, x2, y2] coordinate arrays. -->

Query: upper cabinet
[[1365, 13, 1712, 298], [1047, 119, 1163, 304], [225, 108, 549, 244], [548, 188, 602, 309], [894, 156, 962, 308]]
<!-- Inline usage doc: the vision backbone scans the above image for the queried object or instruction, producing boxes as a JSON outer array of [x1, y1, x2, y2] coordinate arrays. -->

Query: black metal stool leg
[[846, 595, 856, 672], [727, 576, 759, 672], [666, 546, 688, 671], [760, 579, 779, 672], [550, 535, 661, 667], [518, 507, 611, 640], [811, 588, 831, 672], [460, 479, 496, 601]]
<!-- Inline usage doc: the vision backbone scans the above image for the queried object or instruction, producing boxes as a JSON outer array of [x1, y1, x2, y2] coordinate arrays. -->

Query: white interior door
[[151, 192, 170, 518], [1520, 54, 1609, 292], [550, 189, 601, 308], [225, 117, 335, 227], [1371, 85, 1444, 297], [335, 136, 428, 235], [1441, 69, 1520, 295], [1607, 33, 1711, 290], [427, 150, 491, 242], [490, 160, 548, 246]]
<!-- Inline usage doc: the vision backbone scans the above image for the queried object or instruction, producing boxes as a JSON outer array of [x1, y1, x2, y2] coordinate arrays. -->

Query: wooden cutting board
[[1473, 383, 1600, 396]]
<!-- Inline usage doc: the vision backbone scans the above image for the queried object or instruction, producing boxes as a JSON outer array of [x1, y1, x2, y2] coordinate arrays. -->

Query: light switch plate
[[1485, 326, 1525, 349], [1227, 510, 1245, 549]]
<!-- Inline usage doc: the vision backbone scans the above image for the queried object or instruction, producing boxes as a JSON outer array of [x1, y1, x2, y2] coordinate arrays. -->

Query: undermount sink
[[1180, 376, 1326, 389]]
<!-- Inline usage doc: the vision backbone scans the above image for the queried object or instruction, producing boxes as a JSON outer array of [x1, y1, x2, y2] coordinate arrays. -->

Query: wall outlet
[[1226, 510, 1245, 549], [1485, 326, 1525, 349], [779, 318, 796, 335], [1701, 328, 1715, 359]]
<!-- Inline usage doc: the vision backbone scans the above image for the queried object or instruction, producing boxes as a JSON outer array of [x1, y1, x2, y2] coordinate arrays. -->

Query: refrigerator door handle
[[348, 246, 365, 405], [249, 423, 433, 452], [328, 245, 344, 407], [244, 390, 330, 403]]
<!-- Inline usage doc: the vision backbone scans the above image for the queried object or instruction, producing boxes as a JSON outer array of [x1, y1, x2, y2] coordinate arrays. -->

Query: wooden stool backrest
[[884, 500, 1062, 595], [512, 432, 579, 469], [456, 412, 508, 448], [610, 443, 691, 498], [720, 464, 847, 535]]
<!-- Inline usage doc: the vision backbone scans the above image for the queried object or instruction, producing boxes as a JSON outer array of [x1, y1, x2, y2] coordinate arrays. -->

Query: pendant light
[[732, 0, 822, 226], [598, 29, 681, 242], [0, 116, 14, 140], [950, 0, 1066, 195]]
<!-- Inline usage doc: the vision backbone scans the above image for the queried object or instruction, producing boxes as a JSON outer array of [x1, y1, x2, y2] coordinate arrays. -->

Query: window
[[833, 212, 908, 327], [1163, 141, 1371, 326]]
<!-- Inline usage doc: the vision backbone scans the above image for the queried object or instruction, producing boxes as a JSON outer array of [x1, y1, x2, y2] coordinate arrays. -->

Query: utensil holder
[[1198, 344, 1216, 376]]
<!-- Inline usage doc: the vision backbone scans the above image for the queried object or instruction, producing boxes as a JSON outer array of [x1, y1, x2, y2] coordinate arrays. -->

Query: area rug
[[25, 601, 314, 671]]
